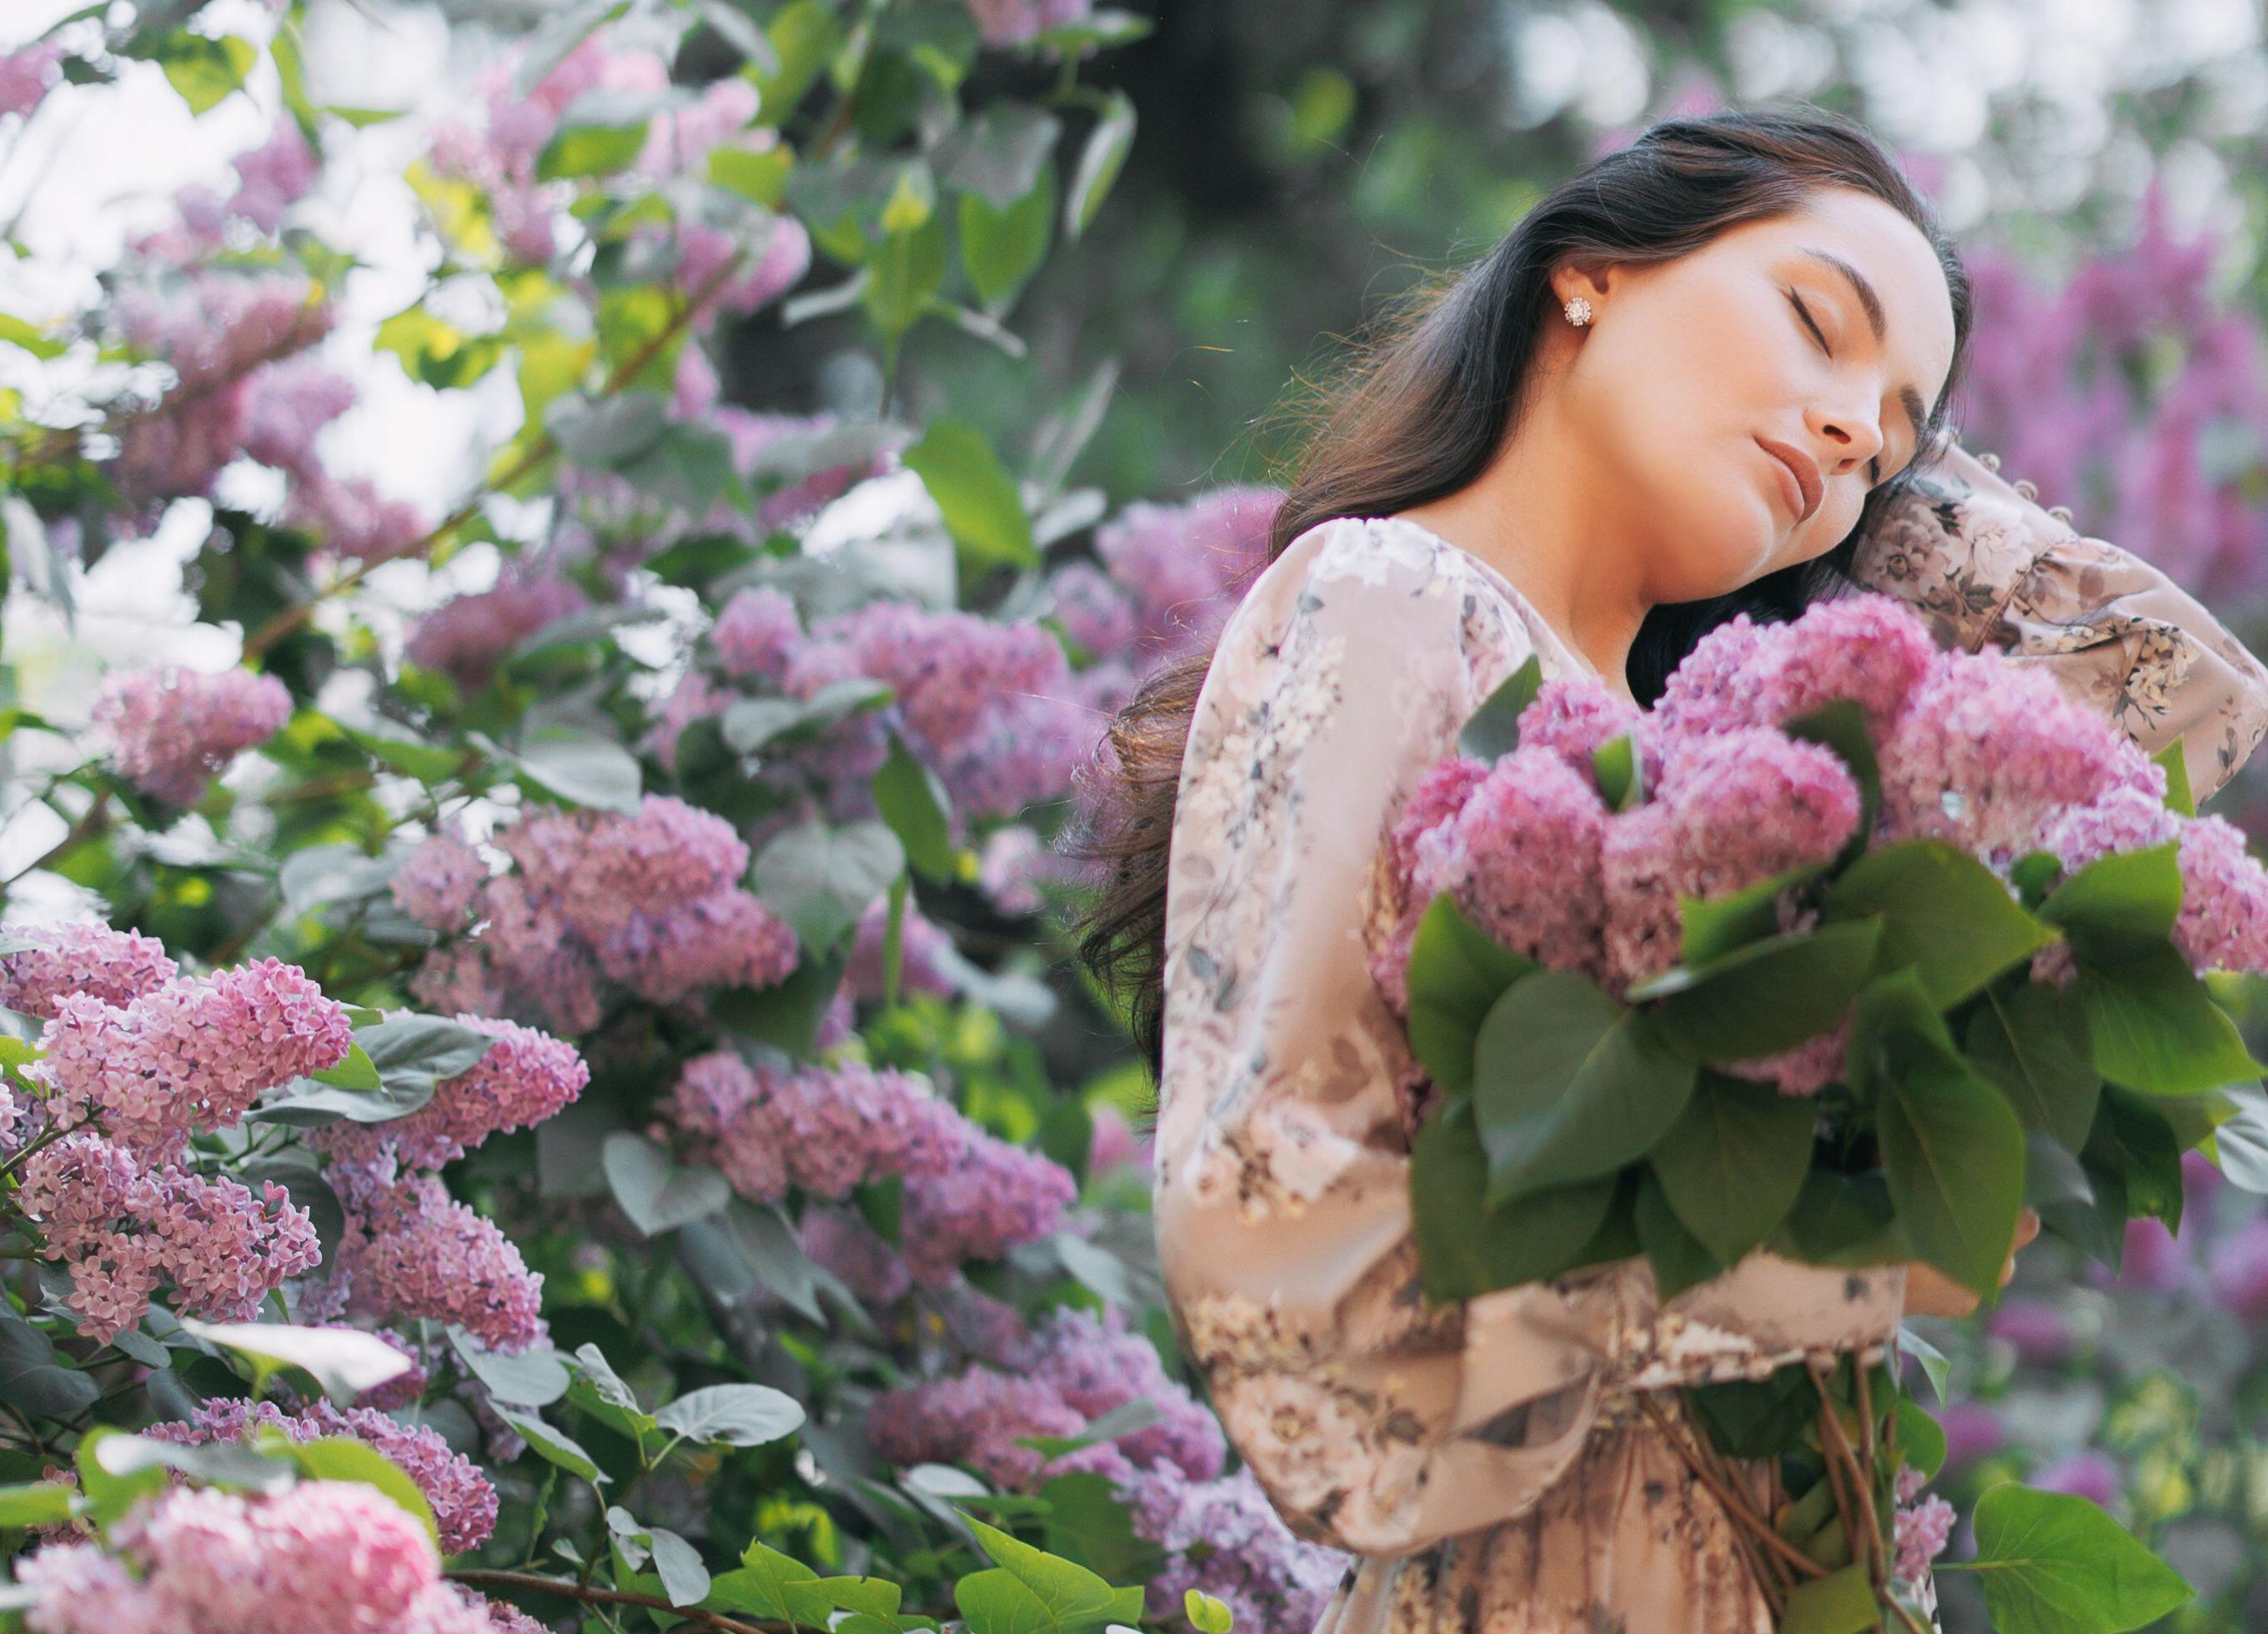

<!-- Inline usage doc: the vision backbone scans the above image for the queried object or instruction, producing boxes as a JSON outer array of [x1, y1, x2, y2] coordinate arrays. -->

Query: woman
[[1068, 108, 2268, 1631]]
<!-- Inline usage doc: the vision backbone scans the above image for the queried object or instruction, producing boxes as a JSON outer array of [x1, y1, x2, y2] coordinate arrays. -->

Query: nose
[[1806, 398, 1885, 478]]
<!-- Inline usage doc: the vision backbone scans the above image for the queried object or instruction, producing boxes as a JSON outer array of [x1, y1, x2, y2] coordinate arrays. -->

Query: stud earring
[[1563, 295, 1593, 328]]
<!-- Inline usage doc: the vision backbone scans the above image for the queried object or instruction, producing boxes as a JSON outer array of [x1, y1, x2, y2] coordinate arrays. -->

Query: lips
[[1755, 437, 1822, 524]]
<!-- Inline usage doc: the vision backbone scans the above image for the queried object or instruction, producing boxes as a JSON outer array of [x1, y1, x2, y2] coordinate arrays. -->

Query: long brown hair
[[1062, 105, 1975, 1096]]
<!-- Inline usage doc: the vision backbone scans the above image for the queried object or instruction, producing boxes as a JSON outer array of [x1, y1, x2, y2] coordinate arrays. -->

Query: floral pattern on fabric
[[1157, 449, 2268, 1632]]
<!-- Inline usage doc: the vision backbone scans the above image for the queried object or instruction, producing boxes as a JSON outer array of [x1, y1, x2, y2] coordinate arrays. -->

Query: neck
[[1394, 392, 1653, 708]]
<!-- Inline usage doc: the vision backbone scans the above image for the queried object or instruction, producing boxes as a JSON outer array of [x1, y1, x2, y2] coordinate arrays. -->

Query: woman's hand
[[1902, 1207, 2042, 1320]]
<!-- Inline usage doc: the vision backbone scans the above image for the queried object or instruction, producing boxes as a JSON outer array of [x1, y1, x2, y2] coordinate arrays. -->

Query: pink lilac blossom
[[91, 666, 294, 805], [1087, 486, 1282, 662], [335, 1175, 548, 1354], [1985, 1296, 2077, 1366], [1125, 1462, 1352, 1634], [239, 358, 358, 475], [2207, 1215, 2268, 1321], [899, 1135, 1077, 1284], [796, 1204, 912, 1305], [1045, 560, 1140, 659], [38, 959, 353, 1160], [2170, 814, 2268, 975], [1653, 594, 1938, 745], [404, 569, 590, 690], [390, 833, 491, 931], [284, 470, 429, 563], [1420, 745, 1612, 981], [310, 1014, 587, 1181], [595, 888, 801, 1006], [643, 670, 732, 771], [13, 1480, 502, 1634], [0, 920, 179, 1016], [1512, 673, 1647, 778], [1086, 1102, 1147, 1173], [1892, 1492, 1956, 1591], [1600, 729, 1862, 998], [668, 1051, 964, 1205], [966, 0, 1096, 48], [0, 42, 63, 120], [1014, 1303, 1226, 1481], [498, 796, 747, 945], [713, 585, 803, 682], [228, 121, 320, 233], [2030, 1450, 2121, 1507], [148, 1396, 498, 1554], [866, 1361, 1127, 1490]]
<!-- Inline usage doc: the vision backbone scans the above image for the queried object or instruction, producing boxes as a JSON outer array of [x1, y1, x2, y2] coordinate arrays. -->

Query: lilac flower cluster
[[4, 945, 354, 1341], [310, 1014, 589, 1193], [400, 796, 800, 1034], [669, 1050, 1076, 1283], [403, 567, 590, 690], [90, 666, 293, 806], [869, 1304, 1344, 1633], [1889, 1465, 1956, 1592], [1374, 589, 2268, 1097], [0, 42, 63, 121], [15, 1481, 529, 1633], [148, 1397, 498, 1555], [966, 0, 1095, 48], [324, 1173, 549, 1354]]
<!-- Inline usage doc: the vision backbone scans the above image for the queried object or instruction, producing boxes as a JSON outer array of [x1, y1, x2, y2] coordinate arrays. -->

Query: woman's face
[[1553, 186, 1959, 603]]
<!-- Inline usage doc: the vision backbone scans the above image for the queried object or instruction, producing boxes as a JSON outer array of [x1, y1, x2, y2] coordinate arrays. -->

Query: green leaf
[[2153, 741, 2195, 817], [655, 1383, 806, 1447], [1879, 1039, 2027, 1300], [864, 210, 948, 339], [1771, 1169, 1910, 1268], [1634, 1167, 1722, 1299], [1648, 1070, 1815, 1266], [2087, 1085, 2185, 1231], [2073, 939, 2265, 1097], [310, 1041, 381, 1092], [711, 144, 795, 208], [603, 1132, 732, 1237], [1966, 984, 2102, 1152], [449, 1326, 570, 1407], [1678, 860, 1828, 968], [2205, 1082, 2268, 1193], [873, 734, 956, 881], [1402, 895, 1537, 1096], [1185, 1591, 1234, 1634], [1960, 1481, 2191, 1632], [707, 1540, 835, 1624], [959, 163, 1056, 308], [754, 820, 906, 951], [286, 1437, 438, 1547], [1643, 919, 1883, 1061], [545, 391, 671, 468], [374, 306, 506, 390], [1589, 731, 1643, 811], [1687, 1371, 1817, 1460], [1458, 653, 1543, 762], [488, 725, 645, 813], [953, 1512, 1146, 1634], [1470, 970, 1696, 1205], [900, 419, 1036, 572], [252, 1073, 437, 1127], [1779, 1563, 1880, 1634], [494, 1406, 608, 1486], [1061, 90, 1136, 243], [1409, 1099, 1615, 1301], [567, 1343, 660, 1440], [153, 32, 256, 115], [1896, 1397, 1947, 1481], [177, 1317, 416, 1406], [76, 1428, 289, 1524], [2038, 842, 2182, 950], [359, 1014, 498, 1081], [536, 107, 654, 180], [0, 1481, 77, 1527], [1899, 1322, 1952, 1404], [1822, 837, 2054, 1005]]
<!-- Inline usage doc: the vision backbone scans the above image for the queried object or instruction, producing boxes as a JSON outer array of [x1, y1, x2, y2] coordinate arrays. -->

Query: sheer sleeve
[[1850, 439, 2268, 803], [1150, 519, 1899, 1559]]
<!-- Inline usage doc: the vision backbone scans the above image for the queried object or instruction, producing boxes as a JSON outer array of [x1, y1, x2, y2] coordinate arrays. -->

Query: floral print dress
[[1152, 440, 2268, 1634]]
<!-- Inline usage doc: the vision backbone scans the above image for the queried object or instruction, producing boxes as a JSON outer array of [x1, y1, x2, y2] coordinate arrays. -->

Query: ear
[[1549, 257, 1613, 314]]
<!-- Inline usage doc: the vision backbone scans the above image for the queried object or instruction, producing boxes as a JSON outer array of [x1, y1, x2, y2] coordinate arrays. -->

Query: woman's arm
[[1850, 439, 2268, 803]]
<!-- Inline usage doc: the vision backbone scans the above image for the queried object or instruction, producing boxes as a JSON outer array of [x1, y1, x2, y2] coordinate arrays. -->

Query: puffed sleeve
[[1151, 518, 1619, 1556], [1850, 440, 2268, 803], [1149, 518, 1903, 1558]]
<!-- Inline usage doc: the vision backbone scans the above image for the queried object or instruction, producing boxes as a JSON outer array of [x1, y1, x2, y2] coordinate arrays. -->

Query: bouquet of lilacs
[[1381, 590, 2268, 1631]]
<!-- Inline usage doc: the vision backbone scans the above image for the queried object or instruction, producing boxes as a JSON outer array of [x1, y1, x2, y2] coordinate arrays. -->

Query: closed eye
[[1787, 288, 1884, 486]]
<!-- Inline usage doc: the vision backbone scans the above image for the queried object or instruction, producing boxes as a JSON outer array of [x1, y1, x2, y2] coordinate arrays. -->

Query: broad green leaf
[[1961, 1482, 2191, 1632], [567, 1343, 660, 1440], [1061, 89, 1135, 242], [2206, 1082, 2268, 1193], [2086, 1085, 2185, 1231], [1771, 1169, 1910, 1268], [153, 32, 256, 115], [863, 210, 948, 338], [959, 163, 1056, 308], [0, 1481, 76, 1527], [1895, 1397, 1947, 1480], [900, 419, 1036, 572], [77, 1428, 289, 1522], [496, 726, 645, 813], [1678, 860, 1829, 968], [1589, 731, 1643, 811], [449, 1326, 570, 1407], [1688, 1371, 1817, 1461], [1779, 1563, 1879, 1634], [954, 1512, 1146, 1634], [1470, 970, 1695, 1205], [359, 1014, 498, 1081], [2073, 940, 2265, 1097], [1185, 1590, 1234, 1634], [1402, 895, 1537, 1096], [494, 1406, 607, 1486], [2153, 740, 2195, 817], [873, 734, 956, 881], [1648, 1070, 1815, 1266], [1966, 984, 2102, 1153], [178, 1317, 415, 1406], [1643, 919, 1883, 1061], [544, 391, 671, 469], [655, 1383, 806, 1447], [1879, 1043, 2027, 1300], [2038, 842, 2182, 949], [1633, 1168, 1721, 1300], [754, 820, 906, 951], [310, 1041, 381, 1092], [1409, 1099, 1615, 1301], [1899, 1323, 1951, 1404], [711, 144, 795, 207], [1458, 653, 1542, 762], [1822, 837, 2054, 1005], [251, 1073, 436, 1127], [603, 1132, 732, 1236], [939, 102, 1061, 208], [374, 306, 506, 389]]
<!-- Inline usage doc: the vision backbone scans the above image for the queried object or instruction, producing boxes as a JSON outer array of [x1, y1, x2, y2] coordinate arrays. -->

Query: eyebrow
[[1797, 245, 1929, 467]]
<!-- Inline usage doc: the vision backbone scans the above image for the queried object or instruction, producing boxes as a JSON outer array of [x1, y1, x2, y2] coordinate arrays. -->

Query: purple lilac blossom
[[149, 1397, 497, 1554], [335, 1174, 547, 1354], [0, 921, 179, 1016], [0, 43, 63, 120], [404, 569, 590, 690], [90, 666, 293, 806], [389, 833, 491, 931], [310, 1014, 587, 1185]]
